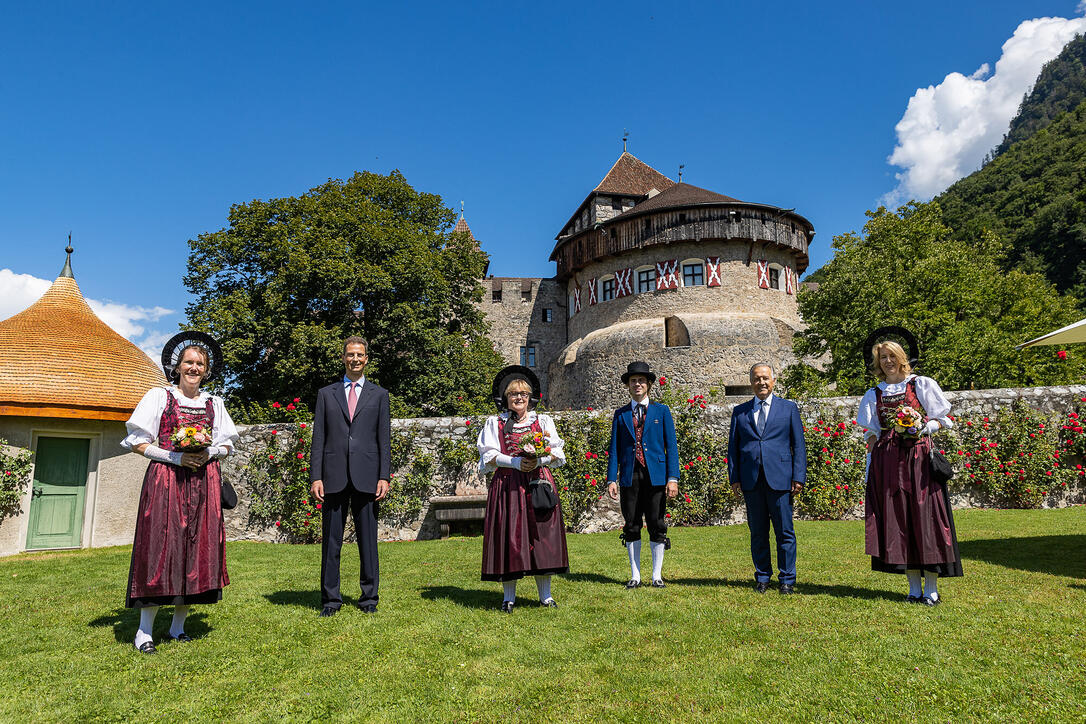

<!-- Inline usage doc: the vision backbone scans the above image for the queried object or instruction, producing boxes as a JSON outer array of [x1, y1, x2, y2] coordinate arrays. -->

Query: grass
[[1, 508, 1084, 722]]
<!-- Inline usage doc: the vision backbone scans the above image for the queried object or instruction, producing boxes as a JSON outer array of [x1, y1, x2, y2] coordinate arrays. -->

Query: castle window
[[522, 287, 532, 302], [612, 197, 623, 211], [543, 308, 553, 322], [664, 316, 690, 348], [637, 267, 656, 294], [520, 346, 537, 368], [679, 213, 687, 224], [601, 277, 616, 302], [769, 267, 781, 290], [682, 262, 704, 287], [492, 289, 502, 302]]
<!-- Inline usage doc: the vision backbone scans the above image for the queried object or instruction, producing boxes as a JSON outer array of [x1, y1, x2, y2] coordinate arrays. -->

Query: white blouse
[[857, 374, 953, 441], [121, 387, 240, 454], [476, 411, 566, 474]]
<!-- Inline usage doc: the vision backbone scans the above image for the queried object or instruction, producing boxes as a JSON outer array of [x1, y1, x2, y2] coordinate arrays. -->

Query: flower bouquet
[[893, 405, 924, 437], [171, 425, 212, 451], [520, 430, 552, 458]]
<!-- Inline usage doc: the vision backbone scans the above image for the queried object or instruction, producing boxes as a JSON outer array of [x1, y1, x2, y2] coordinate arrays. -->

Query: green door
[[26, 437, 89, 550]]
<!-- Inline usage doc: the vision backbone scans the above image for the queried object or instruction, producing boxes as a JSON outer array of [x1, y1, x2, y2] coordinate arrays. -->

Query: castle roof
[[453, 215, 474, 238], [607, 182, 742, 219], [593, 152, 676, 196], [0, 252, 166, 421]]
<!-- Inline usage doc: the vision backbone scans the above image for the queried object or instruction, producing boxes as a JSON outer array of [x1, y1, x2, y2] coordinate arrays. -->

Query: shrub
[[0, 440, 32, 522], [795, 416, 867, 519]]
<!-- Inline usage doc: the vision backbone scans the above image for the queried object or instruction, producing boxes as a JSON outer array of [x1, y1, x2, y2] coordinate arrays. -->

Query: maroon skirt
[[865, 434, 963, 576], [126, 460, 229, 607], [482, 466, 569, 581]]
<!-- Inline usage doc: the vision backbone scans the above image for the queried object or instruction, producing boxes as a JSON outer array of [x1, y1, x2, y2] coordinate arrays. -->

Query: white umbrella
[[1016, 317, 1086, 349]]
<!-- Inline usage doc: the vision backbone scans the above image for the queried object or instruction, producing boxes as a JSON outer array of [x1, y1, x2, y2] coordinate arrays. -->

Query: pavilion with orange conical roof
[[0, 246, 165, 555]]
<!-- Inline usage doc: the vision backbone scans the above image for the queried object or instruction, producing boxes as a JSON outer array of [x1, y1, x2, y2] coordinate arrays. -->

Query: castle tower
[[545, 153, 816, 408]]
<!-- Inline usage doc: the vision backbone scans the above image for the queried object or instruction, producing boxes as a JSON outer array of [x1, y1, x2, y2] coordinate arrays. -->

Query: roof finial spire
[[60, 232, 74, 278], [460, 200, 465, 219], [678, 164, 685, 183], [622, 129, 629, 153]]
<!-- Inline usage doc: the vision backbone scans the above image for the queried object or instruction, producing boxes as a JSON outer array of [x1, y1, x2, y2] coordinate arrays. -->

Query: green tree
[[787, 202, 1086, 395], [183, 170, 504, 418]]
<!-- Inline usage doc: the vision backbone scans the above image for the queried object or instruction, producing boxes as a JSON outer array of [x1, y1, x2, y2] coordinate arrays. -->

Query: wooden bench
[[428, 494, 487, 538]]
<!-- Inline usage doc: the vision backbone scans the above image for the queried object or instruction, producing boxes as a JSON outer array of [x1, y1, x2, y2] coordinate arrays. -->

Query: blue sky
[[3, 1, 1085, 356]]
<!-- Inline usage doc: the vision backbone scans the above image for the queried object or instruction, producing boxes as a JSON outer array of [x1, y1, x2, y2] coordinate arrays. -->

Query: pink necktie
[[347, 383, 358, 418]]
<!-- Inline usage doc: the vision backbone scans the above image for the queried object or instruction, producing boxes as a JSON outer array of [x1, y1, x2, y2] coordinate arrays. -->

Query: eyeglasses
[[507, 392, 531, 399]]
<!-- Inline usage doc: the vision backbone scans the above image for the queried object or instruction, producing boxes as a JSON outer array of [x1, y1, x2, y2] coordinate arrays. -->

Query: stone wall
[[216, 383, 1086, 546], [475, 277, 567, 399]]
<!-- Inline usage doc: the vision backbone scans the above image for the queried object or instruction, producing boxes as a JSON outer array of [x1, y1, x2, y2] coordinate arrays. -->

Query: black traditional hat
[[862, 326, 920, 372], [491, 365, 542, 412], [621, 360, 656, 385], [161, 331, 223, 384]]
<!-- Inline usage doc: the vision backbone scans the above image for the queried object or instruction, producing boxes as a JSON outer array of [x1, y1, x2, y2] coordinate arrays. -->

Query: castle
[[474, 152, 816, 409]]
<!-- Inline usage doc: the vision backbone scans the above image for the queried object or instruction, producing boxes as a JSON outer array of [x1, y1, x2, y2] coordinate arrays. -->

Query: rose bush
[[0, 439, 33, 522]]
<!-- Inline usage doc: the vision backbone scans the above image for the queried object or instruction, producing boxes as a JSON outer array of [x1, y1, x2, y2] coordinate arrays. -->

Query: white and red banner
[[756, 260, 770, 289], [614, 268, 633, 297], [785, 267, 796, 294], [706, 257, 722, 287], [656, 259, 679, 290], [572, 285, 582, 314], [588, 277, 598, 305]]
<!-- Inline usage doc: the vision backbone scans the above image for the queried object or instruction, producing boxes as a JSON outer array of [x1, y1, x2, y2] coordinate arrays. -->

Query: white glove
[[924, 420, 941, 435], [143, 444, 184, 466], [495, 454, 520, 469], [207, 445, 228, 459]]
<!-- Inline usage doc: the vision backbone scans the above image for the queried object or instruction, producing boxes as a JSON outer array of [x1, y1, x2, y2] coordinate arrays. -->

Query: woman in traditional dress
[[858, 339, 963, 605], [121, 333, 238, 653], [476, 366, 568, 612]]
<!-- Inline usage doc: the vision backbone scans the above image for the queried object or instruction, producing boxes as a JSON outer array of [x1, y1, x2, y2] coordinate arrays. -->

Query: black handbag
[[929, 448, 954, 485], [221, 480, 238, 510], [529, 478, 558, 512]]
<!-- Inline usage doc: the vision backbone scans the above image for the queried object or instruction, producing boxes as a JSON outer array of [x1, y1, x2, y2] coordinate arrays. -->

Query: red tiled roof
[[594, 152, 676, 196], [453, 216, 474, 238], [610, 182, 741, 218]]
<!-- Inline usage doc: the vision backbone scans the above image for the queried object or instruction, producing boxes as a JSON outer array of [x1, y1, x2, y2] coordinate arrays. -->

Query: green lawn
[[1, 508, 1083, 722]]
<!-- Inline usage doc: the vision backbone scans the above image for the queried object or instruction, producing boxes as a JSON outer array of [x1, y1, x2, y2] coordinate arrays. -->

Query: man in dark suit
[[605, 361, 680, 589], [310, 336, 391, 616], [728, 362, 807, 594]]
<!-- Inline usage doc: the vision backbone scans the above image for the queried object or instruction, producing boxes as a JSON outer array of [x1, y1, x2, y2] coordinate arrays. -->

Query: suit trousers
[[742, 467, 797, 585], [320, 483, 379, 608], [620, 463, 668, 544]]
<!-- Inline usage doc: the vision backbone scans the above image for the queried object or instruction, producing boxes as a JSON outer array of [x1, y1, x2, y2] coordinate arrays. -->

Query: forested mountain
[[937, 34, 1086, 301], [995, 34, 1086, 155]]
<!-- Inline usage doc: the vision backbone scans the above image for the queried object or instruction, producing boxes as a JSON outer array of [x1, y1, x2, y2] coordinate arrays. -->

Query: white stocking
[[924, 571, 939, 600], [627, 539, 642, 582], [906, 569, 922, 597], [502, 580, 517, 603], [535, 575, 553, 603], [135, 606, 159, 647], [170, 605, 190, 638], [650, 541, 665, 581]]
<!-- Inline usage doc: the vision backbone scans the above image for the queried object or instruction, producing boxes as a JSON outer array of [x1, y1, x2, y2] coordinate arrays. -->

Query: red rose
[[272, 402, 281, 408], [316, 504, 322, 510], [293, 397, 301, 403], [697, 456, 703, 461], [838, 422, 846, 430], [297, 453, 304, 459], [658, 376, 667, 386], [275, 521, 281, 527], [271, 430, 278, 435], [587, 406, 594, 411], [465, 420, 472, 426], [1057, 350, 1067, 360], [268, 454, 275, 460], [665, 513, 671, 518], [300, 423, 307, 429], [286, 403, 296, 411]]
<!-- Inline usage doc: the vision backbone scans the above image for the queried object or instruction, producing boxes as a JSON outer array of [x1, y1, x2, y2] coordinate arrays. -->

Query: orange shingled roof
[[0, 268, 166, 421], [593, 152, 676, 196]]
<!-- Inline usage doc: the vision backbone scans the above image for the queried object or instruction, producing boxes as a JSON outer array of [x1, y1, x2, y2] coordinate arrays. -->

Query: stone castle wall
[[476, 277, 567, 399], [211, 384, 1086, 546]]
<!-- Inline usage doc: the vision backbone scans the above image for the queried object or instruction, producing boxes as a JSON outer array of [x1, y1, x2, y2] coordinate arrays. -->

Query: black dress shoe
[[319, 606, 338, 617], [779, 583, 795, 595], [500, 601, 514, 613], [168, 633, 194, 643], [651, 579, 666, 588], [625, 579, 641, 589], [541, 598, 558, 608], [921, 595, 941, 607], [359, 604, 377, 614], [754, 581, 769, 593], [906, 595, 923, 604], [134, 641, 157, 654]]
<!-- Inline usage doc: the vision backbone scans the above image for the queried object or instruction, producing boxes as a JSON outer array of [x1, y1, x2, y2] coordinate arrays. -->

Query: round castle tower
[[545, 152, 815, 409]]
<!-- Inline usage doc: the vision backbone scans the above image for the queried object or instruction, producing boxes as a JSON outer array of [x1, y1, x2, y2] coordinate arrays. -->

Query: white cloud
[[0, 268, 175, 362], [884, 13, 1086, 205]]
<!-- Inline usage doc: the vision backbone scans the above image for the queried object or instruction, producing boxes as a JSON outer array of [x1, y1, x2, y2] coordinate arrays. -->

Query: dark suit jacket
[[727, 395, 807, 491], [310, 378, 392, 495], [606, 401, 681, 487]]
